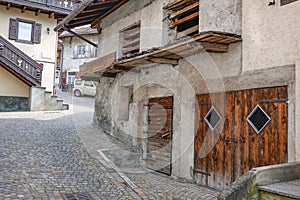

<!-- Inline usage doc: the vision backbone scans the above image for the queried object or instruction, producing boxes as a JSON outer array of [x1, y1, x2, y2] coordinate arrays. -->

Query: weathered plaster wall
[[60, 34, 98, 73], [98, 0, 170, 58], [199, 0, 242, 34], [242, 0, 300, 71], [95, 41, 242, 180], [0, 66, 30, 97], [0, 6, 57, 92], [243, 0, 300, 161]]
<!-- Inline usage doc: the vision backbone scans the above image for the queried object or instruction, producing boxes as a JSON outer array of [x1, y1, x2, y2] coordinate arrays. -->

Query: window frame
[[120, 22, 141, 56], [9, 18, 41, 45], [16, 19, 35, 44], [164, 0, 199, 40]]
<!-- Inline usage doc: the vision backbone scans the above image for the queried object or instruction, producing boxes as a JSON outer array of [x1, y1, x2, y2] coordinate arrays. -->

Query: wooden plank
[[242, 90, 250, 175], [147, 96, 173, 175], [277, 86, 288, 163], [267, 87, 277, 165], [79, 52, 116, 76], [123, 37, 140, 48], [258, 88, 269, 167], [147, 57, 178, 65], [233, 90, 243, 179], [123, 44, 140, 54], [169, 1, 199, 19], [164, 0, 198, 11], [170, 12, 199, 28], [124, 28, 140, 40], [176, 25, 199, 38], [119, 21, 141, 32]]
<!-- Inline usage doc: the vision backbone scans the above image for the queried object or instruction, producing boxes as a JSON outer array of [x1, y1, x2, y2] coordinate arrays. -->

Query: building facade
[[58, 25, 98, 89], [55, 0, 300, 190], [0, 0, 79, 111]]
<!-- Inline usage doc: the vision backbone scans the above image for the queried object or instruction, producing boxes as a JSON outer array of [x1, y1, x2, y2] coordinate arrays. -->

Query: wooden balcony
[[0, 0, 81, 20], [0, 35, 42, 86]]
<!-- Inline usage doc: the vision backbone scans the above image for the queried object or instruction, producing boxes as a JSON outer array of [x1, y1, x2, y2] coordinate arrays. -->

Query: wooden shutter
[[281, 0, 297, 5], [33, 23, 42, 44], [9, 18, 17, 40]]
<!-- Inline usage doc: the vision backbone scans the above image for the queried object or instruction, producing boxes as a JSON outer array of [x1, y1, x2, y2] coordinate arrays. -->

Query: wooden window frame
[[281, 0, 298, 6], [9, 18, 42, 45], [165, 0, 199, 40], [15, 18, 35, 44], [120, 22, 141, 56]]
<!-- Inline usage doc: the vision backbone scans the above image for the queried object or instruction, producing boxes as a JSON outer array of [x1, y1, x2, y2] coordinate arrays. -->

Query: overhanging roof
[[54, 0, 128, 31]]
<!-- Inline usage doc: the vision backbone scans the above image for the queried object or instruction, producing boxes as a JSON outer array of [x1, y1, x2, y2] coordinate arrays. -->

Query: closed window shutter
[[281, 0, 297, 5], [33, 23, 42, 44], [9, 18, 17, 40]]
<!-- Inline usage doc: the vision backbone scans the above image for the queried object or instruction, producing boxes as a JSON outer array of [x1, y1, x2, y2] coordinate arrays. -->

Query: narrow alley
[[0, 91, 219, 200]]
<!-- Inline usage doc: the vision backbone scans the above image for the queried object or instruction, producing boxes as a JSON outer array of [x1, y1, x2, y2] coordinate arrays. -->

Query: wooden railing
[[0, 35, 42, 86], [29, 0, 80, 10]]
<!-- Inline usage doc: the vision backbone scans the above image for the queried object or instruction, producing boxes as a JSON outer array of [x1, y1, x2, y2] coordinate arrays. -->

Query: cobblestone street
[[0, 92, 219, 199]]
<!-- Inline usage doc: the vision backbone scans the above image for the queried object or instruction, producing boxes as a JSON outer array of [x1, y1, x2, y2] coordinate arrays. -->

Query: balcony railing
[[0, 35, 42, 86], [31, 0, 80, 10], [2, 0, 81, 13]]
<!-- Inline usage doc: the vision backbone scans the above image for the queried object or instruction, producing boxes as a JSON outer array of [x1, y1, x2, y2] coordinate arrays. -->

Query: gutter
[[54, 0, 94, 31]]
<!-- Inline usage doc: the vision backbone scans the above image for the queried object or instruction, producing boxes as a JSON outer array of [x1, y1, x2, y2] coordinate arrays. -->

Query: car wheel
[[74, 90, 81, 97]]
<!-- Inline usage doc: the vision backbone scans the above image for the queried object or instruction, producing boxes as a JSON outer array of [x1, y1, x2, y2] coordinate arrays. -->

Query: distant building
[[57, 25, 98, 90]]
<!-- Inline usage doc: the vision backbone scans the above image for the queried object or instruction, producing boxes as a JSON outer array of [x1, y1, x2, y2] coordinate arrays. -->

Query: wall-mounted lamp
[[47, 27, 50, 34], [268, 0, 276, 6]]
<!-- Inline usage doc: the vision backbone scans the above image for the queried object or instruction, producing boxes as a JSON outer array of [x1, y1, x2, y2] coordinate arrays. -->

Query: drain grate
[[64, 193, 91, 200]]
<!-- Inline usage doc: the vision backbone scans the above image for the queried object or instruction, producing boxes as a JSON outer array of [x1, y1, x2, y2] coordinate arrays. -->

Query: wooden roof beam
[[146, 57, 179, 65], [91, 0, 129, 29]]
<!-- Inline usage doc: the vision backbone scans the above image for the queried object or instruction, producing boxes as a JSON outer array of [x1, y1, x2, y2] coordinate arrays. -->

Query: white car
[[73, 79, 97, 97]]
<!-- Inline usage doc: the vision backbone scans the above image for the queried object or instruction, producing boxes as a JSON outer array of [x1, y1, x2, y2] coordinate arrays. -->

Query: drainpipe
[[58, 42, 64, 89]]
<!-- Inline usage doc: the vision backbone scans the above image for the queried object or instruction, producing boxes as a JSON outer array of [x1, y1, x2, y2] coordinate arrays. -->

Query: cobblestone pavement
[[0, 111, 140, 200], [0, 92, 220, 199]]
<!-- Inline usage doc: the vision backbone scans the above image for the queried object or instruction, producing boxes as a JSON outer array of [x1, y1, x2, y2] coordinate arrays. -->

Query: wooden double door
[[194, 86, 288, 190], [146, 96, 173, 175]]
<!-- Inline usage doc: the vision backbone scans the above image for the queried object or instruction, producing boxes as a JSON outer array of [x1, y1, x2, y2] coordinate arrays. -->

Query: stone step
[[258, 179, 300, 200]]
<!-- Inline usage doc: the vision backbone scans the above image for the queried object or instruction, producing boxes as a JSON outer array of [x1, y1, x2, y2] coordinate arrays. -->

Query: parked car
[[73, 79, 97, 97]]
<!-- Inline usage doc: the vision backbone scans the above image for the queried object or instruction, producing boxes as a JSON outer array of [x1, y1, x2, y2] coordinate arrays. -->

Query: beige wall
[[0, 66, 29, 97], [242, 0, 300, 71], [0, 6, 58, 91]]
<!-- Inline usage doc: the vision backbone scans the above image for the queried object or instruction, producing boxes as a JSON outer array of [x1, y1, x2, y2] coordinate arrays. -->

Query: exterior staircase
[[30, 87, 69, 111], [0, 35, 68, 111]]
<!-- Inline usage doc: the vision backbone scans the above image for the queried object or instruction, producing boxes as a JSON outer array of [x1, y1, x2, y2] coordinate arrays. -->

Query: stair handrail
[[0, 35, 42, 85]]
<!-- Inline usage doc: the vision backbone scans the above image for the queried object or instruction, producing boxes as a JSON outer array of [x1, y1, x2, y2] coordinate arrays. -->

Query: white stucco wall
[[0, 6, 57, 92]]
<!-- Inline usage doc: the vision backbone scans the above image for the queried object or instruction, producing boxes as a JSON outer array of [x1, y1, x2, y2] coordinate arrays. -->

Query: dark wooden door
[[146, 96, 173, 175], [194, 86, 288, 190]]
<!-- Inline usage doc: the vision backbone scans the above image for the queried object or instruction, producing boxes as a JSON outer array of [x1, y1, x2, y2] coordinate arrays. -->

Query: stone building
[[55, 0, 300, 190]]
